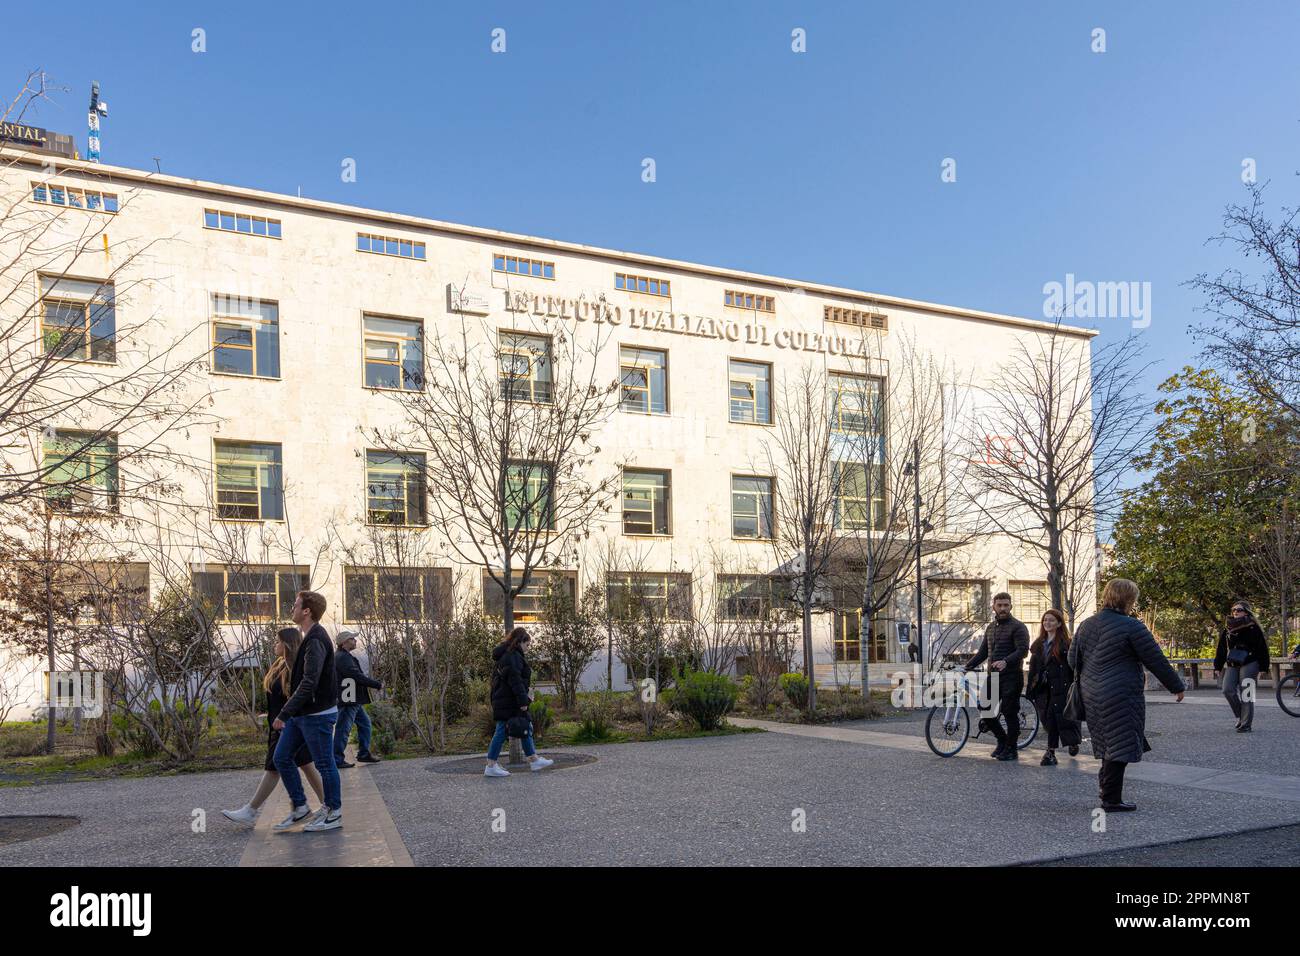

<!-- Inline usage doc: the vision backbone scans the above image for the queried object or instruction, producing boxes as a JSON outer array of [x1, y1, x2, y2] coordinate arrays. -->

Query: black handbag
[[505, 714, 532, 739], [1226, 646, 1249, 666], [1063, 637, 1086, 723]]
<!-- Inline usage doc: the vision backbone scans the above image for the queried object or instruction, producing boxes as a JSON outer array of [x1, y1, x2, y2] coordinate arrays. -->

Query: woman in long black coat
[[1068, 579, 1185, 812], [484, 627, 554, 777], [1213, 601, 1271, 733], [1025, 608, 1081, 766]]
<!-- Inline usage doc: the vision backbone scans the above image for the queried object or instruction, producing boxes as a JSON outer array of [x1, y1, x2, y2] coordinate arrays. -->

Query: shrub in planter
[[779, 672, 810, 709], [529, 697, 554, 743], [367, 699, 401, 756], [673, 670, 739, 731], [573, 691, 615, 742]]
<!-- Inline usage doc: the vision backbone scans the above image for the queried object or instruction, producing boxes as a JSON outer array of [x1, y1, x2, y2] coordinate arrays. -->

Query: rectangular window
[[42, 430, 118, 512], [343, 566, 451, 622], [716, 574, 783, 620], [356, 232, 426, 260], [214, 441, 284, 521], [40, 275, 115, 363], [731, 475, 774, 539], [363, 315, 424, 391], [33, 182, 119, 212], [832, 461, 885, 531], [482, 570, 574, 623], [70, 562, 149, 624], [493, 253, 554, 279], [928, 579, 990, 624], [498, 332, 553, 404], [204, 208, 281, 238], [504, 461, 554, 531], [621, 469, 671, 536], [831, 610, 888, 663], [619, 346, 668, 414], [1008, 580, 1052, 624], [829, 373, 881, 435], [724, 289, 775, 313], [615, 272, 671, 296], [606, 572, 692, 621], [728, 359, 772, 424], [191, 564, 307, 623], [365, 450, 427, 526], [211, 294, 279, 378], [824, 305, 888, 330]]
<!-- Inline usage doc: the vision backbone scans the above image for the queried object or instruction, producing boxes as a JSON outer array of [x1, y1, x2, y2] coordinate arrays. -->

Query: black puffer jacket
[[965, 615, 1030, 698], [1026, 636, 1081, 747], [1213, 620, 1270, 672], [1068, 608, 1184, 763], [490, 642, 532, 721]]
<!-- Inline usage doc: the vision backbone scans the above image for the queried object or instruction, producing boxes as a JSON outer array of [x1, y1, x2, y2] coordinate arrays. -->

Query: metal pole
[[914, 439, 923, 669]]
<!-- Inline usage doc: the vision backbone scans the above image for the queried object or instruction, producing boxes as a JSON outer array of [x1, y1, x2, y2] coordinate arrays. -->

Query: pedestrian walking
[[964, 591, 1030, 761], [333, 629, 383, 767], [271, 590, 343, 832], [1068, 579, 1185, 812], [221, 627, 324, 827], [1214, 600, 1270, 733], [484, 627, 553, 777], [1025, 609, 1081, 766]]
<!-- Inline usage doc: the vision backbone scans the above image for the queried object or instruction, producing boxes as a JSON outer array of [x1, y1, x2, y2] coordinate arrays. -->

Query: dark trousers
[[1099, 759, 1127, 803], [980, 692, 1020, 749], [333, 703, 372, 762], [1037, 694, 1060, 749]]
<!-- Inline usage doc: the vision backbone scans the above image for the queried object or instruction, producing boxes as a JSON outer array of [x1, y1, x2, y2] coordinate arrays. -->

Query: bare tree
[[962, 325, 1151, 626], [376, 292, 621, 634]]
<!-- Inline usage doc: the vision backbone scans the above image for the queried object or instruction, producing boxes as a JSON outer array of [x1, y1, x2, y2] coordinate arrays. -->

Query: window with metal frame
[[605, 572, 692, 621], [211, 294, 279, 378], [191, 564, 307, 622], [493, 253, 554, 279], [32, 182, 119, 212], [728, 359, 771, 424], [481, 569, 574, 623], [1008, 580, 1052, 624], [42, 430, 119, 513], [618, 346, 668, 414], [621, 469, 671, 536], [214, 441, 284, 521], [67, 562, 149, 624], [724, 289, 775, 313], [365, 450, 427, 526], [730, 475, 774, 539], [928, 579, 990, 624], [343, 566, 451, 622], [615, 272, 671, 297], [204, 208, 281, 238], [39, 275, 116, 362], [356, 232, 426, 260], [829, 373, 881, 435], [503, 461, 554, 531], [832, 461, 885, 531], [716, 574, 783, 620], [363, 314, 424, 391], [497, 332, 553, 404]]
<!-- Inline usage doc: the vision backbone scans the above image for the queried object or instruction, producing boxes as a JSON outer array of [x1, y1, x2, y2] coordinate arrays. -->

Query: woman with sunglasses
[[1214, 601, 1271, 733]]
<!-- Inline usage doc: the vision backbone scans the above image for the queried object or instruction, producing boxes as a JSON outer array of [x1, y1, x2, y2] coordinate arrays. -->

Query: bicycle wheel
[[1277, 674, 1300, 717], [1014, 696, 1039, 748], [926, 705, 970, 757]]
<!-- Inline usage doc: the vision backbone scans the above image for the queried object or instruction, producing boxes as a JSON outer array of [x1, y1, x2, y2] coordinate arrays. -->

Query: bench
[[1167, 657, 1299, 690]]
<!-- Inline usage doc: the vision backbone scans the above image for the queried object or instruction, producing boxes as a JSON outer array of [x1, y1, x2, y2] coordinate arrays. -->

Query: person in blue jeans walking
[[484, 627, 554, 777], [333, 629, 383, 768], [272, 590, 343, 832]]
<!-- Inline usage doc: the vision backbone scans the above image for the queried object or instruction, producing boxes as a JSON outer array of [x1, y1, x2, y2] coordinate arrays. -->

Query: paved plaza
[[1, 690, 1296, 867]]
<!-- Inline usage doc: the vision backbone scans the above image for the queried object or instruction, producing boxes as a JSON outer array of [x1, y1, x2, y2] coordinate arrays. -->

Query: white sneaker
[[303, 808, 342, 832], [484, 762, 510, 777], [221, 805, 259, 827], [529, 755, 555, 771], [272, 805, 312, 831]]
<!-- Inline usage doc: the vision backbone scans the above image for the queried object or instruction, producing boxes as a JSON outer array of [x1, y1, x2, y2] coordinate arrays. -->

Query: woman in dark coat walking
[[484, 627, 554, 777], [1068, 579, 1185, 812], [1026, 608, 1081, 766], [1213, 601, 1270, 733]]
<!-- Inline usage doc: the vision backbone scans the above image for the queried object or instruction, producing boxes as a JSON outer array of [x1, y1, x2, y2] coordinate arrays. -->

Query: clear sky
[[14, 0, 1300, 398]]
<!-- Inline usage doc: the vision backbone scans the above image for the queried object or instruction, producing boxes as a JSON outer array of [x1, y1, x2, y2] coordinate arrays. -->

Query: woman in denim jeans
[[484, 627, 554, 777]]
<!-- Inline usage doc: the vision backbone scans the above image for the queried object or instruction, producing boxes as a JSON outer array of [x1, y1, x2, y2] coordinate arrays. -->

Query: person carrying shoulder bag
[[1214, 601, 1270, 733]]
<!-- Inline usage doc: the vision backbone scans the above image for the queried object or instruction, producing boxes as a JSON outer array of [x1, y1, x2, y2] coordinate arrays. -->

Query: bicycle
[[924, 665, 1039, 757], [1277, 669, 1300, 717]]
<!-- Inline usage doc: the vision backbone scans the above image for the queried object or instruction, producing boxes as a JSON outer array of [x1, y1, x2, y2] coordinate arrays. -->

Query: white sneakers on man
[[272, 805, 313, 831], [529, 756, 555, 771], [303, 808, 342, 832], [484, 762, 510, 777], [221, 804, 259, 827]]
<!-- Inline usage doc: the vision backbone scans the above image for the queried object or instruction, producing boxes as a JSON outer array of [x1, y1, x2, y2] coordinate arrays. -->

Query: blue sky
[[16, 0, 1300, 397]]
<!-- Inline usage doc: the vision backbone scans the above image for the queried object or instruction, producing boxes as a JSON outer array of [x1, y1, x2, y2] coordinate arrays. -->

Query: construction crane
[[87, 81, 107, 163]]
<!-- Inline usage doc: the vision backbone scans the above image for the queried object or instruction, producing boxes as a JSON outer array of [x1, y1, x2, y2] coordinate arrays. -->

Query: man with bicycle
[[964, 591, 1030, 761]]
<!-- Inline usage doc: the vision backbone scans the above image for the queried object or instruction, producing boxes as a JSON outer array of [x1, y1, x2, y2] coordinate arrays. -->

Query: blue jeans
[[275, 712, 341, 811], [487, 720, 535, 761], [334, 703, 372, 762]]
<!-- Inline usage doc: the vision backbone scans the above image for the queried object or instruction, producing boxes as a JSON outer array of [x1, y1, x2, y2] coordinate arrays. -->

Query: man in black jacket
[[333, 629, 383, 767], [965, 591, 1030, 761], [271, 590, 342, 832]]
